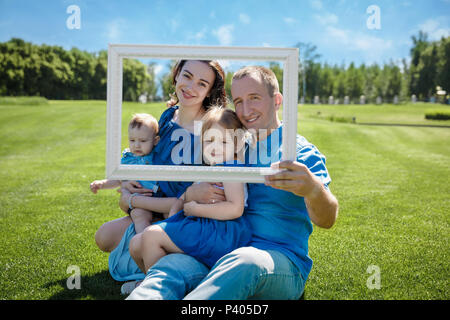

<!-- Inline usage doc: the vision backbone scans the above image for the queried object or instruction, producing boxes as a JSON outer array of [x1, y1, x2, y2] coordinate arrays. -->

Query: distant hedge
[[0, 96, 49, 105], [425, 109, 450, 120]]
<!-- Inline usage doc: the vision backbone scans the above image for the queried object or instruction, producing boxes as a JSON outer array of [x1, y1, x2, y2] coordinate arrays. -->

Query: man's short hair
[[129, 113, 159, 135], [232, 66, 280, 97]]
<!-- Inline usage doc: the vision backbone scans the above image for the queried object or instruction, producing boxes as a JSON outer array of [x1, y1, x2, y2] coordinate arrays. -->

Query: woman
[[94, 59, 227, 291]]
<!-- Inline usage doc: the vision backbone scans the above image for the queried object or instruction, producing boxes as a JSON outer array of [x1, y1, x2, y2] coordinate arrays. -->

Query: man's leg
[[184, 247, 305, 300], [126, 253, 209, 300]]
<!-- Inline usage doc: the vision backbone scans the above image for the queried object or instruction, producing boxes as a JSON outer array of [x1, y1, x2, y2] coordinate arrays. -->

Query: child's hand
[[90, 180, 104, 194], [121, 180, 154, 196], [183, 201, 198, 216]]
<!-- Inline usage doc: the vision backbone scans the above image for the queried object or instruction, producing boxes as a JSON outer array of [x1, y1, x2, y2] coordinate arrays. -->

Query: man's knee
[[219, 247, 271, 275]]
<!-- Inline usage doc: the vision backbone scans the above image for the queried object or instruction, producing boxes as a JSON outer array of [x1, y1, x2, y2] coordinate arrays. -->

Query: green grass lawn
[[0, 99, 448, 300]]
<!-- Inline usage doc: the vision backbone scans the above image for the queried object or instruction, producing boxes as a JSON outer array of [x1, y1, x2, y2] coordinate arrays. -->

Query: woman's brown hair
[[167, 60, 227, 109]]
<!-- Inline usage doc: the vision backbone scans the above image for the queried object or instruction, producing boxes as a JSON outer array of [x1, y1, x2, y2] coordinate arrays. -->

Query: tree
[[295, 42, 321, 102], [269, 62, 283, 94]]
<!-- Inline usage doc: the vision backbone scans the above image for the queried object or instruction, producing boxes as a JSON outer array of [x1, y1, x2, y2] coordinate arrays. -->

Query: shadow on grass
[[44, 270, 307, 300], [44, 270, 123, 300]]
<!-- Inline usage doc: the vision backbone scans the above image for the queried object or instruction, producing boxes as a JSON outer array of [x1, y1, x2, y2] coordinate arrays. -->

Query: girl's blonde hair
[[200, 106, 245, 138]]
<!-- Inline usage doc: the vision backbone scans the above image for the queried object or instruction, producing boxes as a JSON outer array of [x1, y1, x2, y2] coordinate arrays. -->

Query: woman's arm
[[183, 182, 244, 220], [119, 188, 178, 215]]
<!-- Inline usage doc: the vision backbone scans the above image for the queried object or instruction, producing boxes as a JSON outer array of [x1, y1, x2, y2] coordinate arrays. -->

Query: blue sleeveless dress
[[155, 162, 251, 268], [108, 106, 200, 281]]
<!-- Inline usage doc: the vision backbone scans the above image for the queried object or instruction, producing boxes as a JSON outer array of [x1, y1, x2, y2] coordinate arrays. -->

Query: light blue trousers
[[126, 246, 306, 300]]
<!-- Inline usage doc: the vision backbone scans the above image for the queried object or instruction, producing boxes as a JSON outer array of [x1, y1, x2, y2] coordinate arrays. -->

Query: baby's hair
[[232, 65, 279, 97], [167, 60, 227, 109], [129, 113, 159, 135]]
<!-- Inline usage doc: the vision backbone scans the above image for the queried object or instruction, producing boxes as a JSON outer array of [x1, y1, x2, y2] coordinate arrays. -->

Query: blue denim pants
[[126, 246, 306, 300]]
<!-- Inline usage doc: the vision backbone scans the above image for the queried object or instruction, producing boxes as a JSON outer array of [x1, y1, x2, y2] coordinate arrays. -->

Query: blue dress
[[155, 164, 251, 268], [108, 106, 200, 281]]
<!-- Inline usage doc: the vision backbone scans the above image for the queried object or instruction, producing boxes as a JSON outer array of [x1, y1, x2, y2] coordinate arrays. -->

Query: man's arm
[[264, 160, 338, 229], [184, 182, 226, 204]]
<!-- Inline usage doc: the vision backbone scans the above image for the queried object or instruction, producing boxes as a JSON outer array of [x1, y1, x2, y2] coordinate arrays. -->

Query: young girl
[[94, 59, 227, 288], [132, 106, 251, 275], [90, 113, 160, 234]]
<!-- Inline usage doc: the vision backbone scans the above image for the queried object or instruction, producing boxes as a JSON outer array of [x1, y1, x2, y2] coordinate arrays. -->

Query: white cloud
[[154, 64, 164, 75], [212, 24, 234, 46], [325, 26, 392, 62], [283, 17, 296, 25], [418, 18, 450, 40], [310, 0, 323, 10], [239, 13, 250, 24], [105, 19, 124, 41], [169, 19, 179, 33], [187, 27, 207, 42], [314, 12, 339, 25], [262, 42, 271, 47]]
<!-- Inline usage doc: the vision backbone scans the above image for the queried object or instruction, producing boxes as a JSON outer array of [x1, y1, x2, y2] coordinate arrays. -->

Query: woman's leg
[[95, 216, 132, 252], [141, 225, 184, 272]]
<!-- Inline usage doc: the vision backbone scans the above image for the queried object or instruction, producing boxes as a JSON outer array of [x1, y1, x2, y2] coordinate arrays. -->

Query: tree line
[[285, 34, 449, 104], [1, 34, 449, 104], [0, 38, 156, 101]]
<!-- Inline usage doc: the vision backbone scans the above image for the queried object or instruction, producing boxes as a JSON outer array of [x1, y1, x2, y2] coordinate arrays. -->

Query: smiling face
[[174, 60, 216, 110], [128, 125, 157, 156], [202, 123, 236, 165], [231, 73, 282, 140]]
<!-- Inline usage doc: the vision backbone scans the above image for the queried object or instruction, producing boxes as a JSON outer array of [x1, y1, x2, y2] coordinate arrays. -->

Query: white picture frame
[[106, 44, 298, 183]]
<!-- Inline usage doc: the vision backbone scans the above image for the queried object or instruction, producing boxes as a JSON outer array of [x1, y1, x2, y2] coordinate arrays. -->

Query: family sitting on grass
[[90, 60, 339, 299]]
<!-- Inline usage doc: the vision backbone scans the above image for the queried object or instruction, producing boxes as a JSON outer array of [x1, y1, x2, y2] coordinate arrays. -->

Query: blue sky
[[1, 0, 449, 70]]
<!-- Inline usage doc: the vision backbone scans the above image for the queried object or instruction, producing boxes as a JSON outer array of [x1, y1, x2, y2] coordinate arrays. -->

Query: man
[[127, 66, 338, 300]]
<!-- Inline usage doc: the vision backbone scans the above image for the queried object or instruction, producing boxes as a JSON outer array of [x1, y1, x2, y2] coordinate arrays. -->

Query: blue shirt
[[120, 149, 159, 193], [244, 125, 331, 281]]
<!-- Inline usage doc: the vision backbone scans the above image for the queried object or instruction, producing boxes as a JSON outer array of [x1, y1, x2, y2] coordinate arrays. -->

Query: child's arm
[[168, 197, 184, 218], [90, 179, 121, 194], [183, 182, 244, 220]]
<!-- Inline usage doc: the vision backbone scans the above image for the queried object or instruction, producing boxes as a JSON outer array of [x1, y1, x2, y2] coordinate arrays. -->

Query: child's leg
[[141, 225, 184, 272], [129, 233, 146, 273], [130, 208, 153, 234]]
